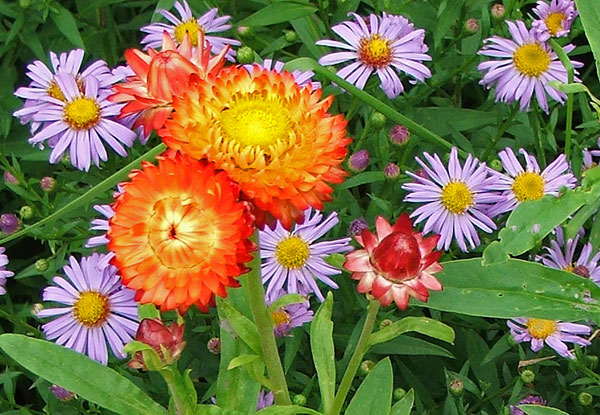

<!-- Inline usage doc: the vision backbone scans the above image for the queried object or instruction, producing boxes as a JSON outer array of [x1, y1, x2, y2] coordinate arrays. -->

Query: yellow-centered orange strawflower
[[160, 65, 351, 229], [107, 152, 255, 312]]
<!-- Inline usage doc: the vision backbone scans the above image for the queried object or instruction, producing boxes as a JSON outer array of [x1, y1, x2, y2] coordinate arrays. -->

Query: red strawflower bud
[[128, 318, 186, 370]]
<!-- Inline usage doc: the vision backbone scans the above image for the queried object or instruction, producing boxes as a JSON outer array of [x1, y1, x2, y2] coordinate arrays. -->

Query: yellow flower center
[[174, 18, 201, 46], [441, 181, 473, 214], [358, 35, 392, 67], [275, 236, 310, 269], [545, 12, 566, 36], [563, 263, 574, 273], [73, 291, 109, 327], [511, 172, 544, 202], [526, 318, 557, 339], [63, 97, 100, 130], [271, 308, 291, 326], [513, 43, 551, 77], [47, 80, 66, 102], [220, 92, 291, 150]]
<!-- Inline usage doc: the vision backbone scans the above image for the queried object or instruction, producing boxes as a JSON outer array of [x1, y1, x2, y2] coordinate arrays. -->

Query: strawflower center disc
[[511, 172, 544, 202], [63, 97, 100, 130], [526, 318, 557, 339], [441, 181, 473, 214], [220, 92, 292, 150], [275, 236, 310, 269], [174, 18, 200, 46], [73, 291, 109, 327], [272, 308, 291, 325], [358, 35, 392, 67], [545, 12, 566, 36], [513, 43, 551, 77]]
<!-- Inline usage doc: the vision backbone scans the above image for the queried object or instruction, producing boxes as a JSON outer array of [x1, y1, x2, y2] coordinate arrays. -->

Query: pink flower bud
[[348, 149, 369, 172], [128, 318, 186, 370], [390, 125, 410, 146]]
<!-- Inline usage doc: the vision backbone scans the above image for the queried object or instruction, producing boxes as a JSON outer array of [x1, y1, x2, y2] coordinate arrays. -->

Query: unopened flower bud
[[465, 18, 480, 33], [35, 258, 49, 272], [0, 213, 20, 234], [491, 4, 505, 19], [348, 217, 369, 236], [578, 392, 593, 406], [449, 379, 464, 396], [348, 149, 369, 172], [49, 385, 75, 401], [585, 355, 598, 370], [237, 46, 255, 64], [3, 171, 18, 184], [390, 125, 410, 146], [292, 394, 307, 406], [61, 153, 70, 165], [128, 318, 186, 370], [32, 303, 43, 316], [19, 0, 31, 8], [237, 26, 254, 37], [20, 206, 33, 220], [359, 360, 374, 375], [207, 337, 221, 354], [383, 163, 400, 179], [40, 176, 56, 192], [393, 388, 407, 401], [284, 30, 298, 43], [507, 334, 519, 347], [370, 112, 386, 129], [379, 319, 393, 329], [489, 159, 503, 171], [520, 369, 535, 384]]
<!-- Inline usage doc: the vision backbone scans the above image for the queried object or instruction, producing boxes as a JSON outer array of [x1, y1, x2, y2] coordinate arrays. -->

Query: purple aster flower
[[316, 12, 432, 98], [0, 247, 14, 295], [37, 253, 139, 365], [510, 395, 547, 415], [532, 0, 578, 41], [486, 147, 576, 217], [259, 209, 353, 302], [49, 385, 75, 402], [582, 148, 600, 171], [244, 58, 321, 89], [402, 147, 498, 252], [267, 289, 314, 337], [257, 390, 275, 411], [478, 20, 582, 112], [29, 73, 136, 171], [348, 217, 369, 236], [508, 317, 591, 358], [140, 0, 240, 61]]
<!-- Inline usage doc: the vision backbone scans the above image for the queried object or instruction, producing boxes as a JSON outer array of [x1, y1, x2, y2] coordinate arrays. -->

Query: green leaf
[[390, 389, 414, 415], [370, 336, 454, 358], [574, 0, 600, 84], [218, 299, 262, 356], [193, 405, 247, 415], [290, 16, 325, 60], [310, 292, 335, 414], [0, 334, 166, 415], [519, 405, 570, 415], [423, 258, 600, 324], [50, 5, 85, 48], [267, 294, 306, 313], [238, 2, 318, 27], [138, 303, 161, 320], [412, 107, 497, 135], [369, 317, 455, 346], [547, 81, 588, 94], [257, 406, 322, 415], [227, 354, 260, 370], [338, 171, 385, 190], [345, 358, 393, 415]]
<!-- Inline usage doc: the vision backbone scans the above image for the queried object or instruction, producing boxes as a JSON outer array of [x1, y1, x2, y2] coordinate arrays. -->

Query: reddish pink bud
[[128, 318, 186, 370]]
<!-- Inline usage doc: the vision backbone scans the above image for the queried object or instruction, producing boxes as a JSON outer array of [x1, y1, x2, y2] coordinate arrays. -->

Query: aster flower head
[[344, 214, 443, 309], [268, 289, 314, 337], [161, 65, 352, 229], [140, 0, 240, 60], [582, 148, 600, 171], [316, 12, 432, 99], [28, 73, 136, 171], [402, 147, 498, 252], [37, 253, 139, 365], [487, 147, 576, 217], [257, 390, 275, 411], [0, 247, 14, 295], [259, 209, 352, 302], [478, 20, 582, 113], [508, 317, 591, 358], [510, 395, 547, 415], [244, 59, 320, 89], [532, 0, 578, 40], [107, 152, 256, 313]]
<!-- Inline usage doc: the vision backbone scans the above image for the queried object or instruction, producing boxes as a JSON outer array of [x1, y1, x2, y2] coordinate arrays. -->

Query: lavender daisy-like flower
[[478, 20, 582, 112], [508, 317, 591, 358], [0, 247, 14, 295], [244, 59, 321, 89], [259, 209, 352, 302], [29, 73, 136, 171], [582, 148, 600, 171], [510, 395, 547, 415], [257, 390, 275, 410], [532, 0, 578, 40], [486, 147, 576, 217], [140, 0, 240, 60], [402, 147, 498, 252], [37, 253, 139, 365], [316, 12, 432, 98], [268, 289, 314, 337]]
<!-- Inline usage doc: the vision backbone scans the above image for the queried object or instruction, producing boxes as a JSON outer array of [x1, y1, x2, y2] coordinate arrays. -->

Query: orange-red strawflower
[[160, 65, 351, 229], [343, 214, 443, 309], [110, 31, 228, 137], [107, 152, 255, 312]]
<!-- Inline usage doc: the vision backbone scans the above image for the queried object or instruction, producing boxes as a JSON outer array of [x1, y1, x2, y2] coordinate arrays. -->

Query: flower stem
[[481, 106, 518, 161], [549, 38, 575, 159], [160, 366, 196, 415], [329, 299, 380, 415], [244, 233, 292, 405]]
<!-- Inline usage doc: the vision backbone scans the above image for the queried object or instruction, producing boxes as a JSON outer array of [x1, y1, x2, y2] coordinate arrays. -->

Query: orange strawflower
[[160, 65, 351, 229], [110, 31, 228, 137], [107, 152, 255, 312]]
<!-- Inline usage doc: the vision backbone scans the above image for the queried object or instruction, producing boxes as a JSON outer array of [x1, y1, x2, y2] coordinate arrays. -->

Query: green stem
[[481, 107, 518, 161], [329, 299, 380, 415], [531, 107, 546, 167], [0, 143, 167, 246], [0, 308, 41, 335], [160, 366, 196, 415], [244, 233, 292, 405], [549, 38, 575, 159]]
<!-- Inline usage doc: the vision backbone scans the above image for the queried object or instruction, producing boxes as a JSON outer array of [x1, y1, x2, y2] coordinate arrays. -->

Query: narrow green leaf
[[220, 299, 262, 356], [519, 405, 569, 415], [390, 389, 414, 415], [547, 81, 588, 94], [227, 354, 259, 370], [257, 406, 322, 415], [345, 358, 393, 415], [193, 405, 247, 415], [370, 336, 454, 359], [574, 0, 600, 83], [291, 16, 325, 59], [338, 171, 385, 190], [369, 317, 455, 346], [238, 2, 318, 27], [0, 334, 166, 415], [50, 5, 85, 48], [310, 292, 335, 414], [267, 294, 306, 313]]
